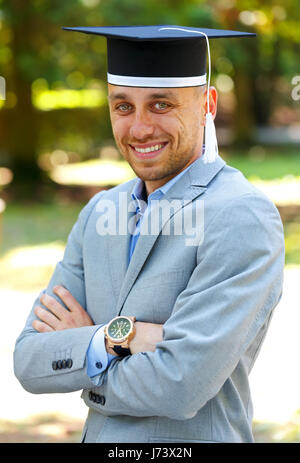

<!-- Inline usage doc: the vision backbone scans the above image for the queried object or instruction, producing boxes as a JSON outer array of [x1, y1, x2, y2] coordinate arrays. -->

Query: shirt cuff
[[86, 325, 117, 381]]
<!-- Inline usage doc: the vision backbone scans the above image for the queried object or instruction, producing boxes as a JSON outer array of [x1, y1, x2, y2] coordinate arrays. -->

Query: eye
[[153, 102, 169, 111], [116, 103, 132, 112]]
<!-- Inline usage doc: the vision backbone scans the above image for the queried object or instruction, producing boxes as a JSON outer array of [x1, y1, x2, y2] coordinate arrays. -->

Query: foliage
[[0, 1, 299, 196]]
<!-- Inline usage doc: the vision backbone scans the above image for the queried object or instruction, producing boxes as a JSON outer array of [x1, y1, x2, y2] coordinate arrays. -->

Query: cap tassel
[[202, 112, 218, 164]]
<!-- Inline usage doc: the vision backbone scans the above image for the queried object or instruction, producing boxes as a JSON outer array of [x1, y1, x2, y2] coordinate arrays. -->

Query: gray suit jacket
[[14, 155, 285, 443]]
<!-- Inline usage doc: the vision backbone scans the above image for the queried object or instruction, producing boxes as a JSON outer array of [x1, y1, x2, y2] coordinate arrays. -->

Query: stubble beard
[[116, 136, 200, 182]]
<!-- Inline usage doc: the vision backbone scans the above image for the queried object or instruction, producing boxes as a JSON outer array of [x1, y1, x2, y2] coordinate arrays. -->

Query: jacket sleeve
[[81, 193, 285, 420], [13, 191, 105, 394]]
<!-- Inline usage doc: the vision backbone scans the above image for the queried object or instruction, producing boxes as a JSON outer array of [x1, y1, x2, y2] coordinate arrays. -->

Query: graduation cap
[[62, 25, 256, 163]]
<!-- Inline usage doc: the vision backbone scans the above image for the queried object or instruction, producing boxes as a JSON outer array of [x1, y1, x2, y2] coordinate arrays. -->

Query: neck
[[145, 151, 202, 196]]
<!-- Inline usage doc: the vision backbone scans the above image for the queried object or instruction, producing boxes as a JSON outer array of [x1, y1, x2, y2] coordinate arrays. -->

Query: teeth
[[134, 144, 164, 153]]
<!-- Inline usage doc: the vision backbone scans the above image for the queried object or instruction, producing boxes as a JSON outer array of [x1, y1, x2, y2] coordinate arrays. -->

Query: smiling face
[[108, 84, 213, 194]]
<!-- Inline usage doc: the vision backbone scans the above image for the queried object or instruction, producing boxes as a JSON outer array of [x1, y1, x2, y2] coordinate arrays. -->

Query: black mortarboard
[[62, 25, 255, 88], [62, 25, 255, 163]]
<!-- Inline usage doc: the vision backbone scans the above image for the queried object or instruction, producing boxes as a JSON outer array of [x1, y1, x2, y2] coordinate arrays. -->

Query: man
[[14, 26, 285, 443]]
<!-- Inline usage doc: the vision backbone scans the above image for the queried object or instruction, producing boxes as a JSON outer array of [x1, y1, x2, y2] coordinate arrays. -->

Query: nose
[[129, 110, 155, 140]]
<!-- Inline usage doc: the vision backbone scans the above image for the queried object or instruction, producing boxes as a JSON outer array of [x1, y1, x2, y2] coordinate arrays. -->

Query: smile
[[130, 142, 168, 159]]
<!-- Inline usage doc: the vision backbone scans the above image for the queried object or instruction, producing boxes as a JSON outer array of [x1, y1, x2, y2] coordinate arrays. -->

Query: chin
[[131, 169, 159, 181], [136, 167, 176, 183]]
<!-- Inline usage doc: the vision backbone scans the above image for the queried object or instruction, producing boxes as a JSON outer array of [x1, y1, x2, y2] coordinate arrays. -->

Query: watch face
[[108, 317, 132, 341]]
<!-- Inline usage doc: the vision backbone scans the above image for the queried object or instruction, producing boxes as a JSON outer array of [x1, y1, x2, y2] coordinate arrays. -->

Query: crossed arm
[[32, 285, 163, 355]]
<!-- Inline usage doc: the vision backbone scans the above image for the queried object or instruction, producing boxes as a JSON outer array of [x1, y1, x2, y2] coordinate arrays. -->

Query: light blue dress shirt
[[86, 161, 197, 383]]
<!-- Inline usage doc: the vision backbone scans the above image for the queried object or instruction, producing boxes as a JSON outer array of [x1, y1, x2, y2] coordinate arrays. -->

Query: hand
[[129, 321, 164, 355], [32, 285, 94, 333]]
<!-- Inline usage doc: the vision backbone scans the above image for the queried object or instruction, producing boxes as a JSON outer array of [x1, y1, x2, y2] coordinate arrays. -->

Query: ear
[[203, 86, 218, 121]]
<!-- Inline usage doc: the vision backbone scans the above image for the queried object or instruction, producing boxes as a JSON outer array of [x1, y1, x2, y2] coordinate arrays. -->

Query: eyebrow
[[108, 93, 128, 101], [108, 91, 179, 102]]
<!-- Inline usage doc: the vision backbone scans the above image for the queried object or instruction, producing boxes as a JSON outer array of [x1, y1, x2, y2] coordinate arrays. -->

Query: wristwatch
[[104, 315, 136, 356]]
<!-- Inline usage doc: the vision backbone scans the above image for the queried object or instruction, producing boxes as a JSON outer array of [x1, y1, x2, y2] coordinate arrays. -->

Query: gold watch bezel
[[104, 316, 136, 344]]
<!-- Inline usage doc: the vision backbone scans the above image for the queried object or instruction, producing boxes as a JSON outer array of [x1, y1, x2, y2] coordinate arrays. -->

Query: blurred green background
[[0, 0, 299, 443]]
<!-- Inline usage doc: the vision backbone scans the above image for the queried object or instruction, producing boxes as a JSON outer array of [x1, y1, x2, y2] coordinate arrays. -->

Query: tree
[[0, 0, 299, 198], [210, 0, 300, 145], [0, 0, 90, 197]]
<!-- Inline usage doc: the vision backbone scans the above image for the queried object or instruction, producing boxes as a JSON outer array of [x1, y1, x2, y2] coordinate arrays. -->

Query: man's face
[[108, 85, 211, 193]]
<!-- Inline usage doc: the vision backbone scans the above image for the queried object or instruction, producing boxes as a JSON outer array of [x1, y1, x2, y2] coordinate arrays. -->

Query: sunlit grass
[[50, 159, 135, 186], [0, 242, 65, 292], [224, 149, 300, 180], [224, 150, 300, 205], [0, 201, 82, 291], [0, 201, 84, 255]]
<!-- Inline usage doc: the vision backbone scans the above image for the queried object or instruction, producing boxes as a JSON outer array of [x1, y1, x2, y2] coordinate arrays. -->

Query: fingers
[[53, 286, 84, 313], [32, 289, 71, 332], [40, 292, 67, 320], [53, 286, 95, 326], [32, 318, 54, 333], [34, 306, 60, 330], [33, 286, 94, 331]]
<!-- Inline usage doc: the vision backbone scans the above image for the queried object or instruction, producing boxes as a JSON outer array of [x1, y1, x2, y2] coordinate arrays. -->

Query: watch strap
[[112, 345, 131, 356]]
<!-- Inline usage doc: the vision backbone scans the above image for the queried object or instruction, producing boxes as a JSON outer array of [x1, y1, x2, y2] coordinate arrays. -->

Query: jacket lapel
[[113, 154, 226, 315], [105, 189, 135, 310]]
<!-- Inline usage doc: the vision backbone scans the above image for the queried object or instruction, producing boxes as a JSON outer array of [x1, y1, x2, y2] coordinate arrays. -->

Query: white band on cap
[[107, 73, 207, 87]]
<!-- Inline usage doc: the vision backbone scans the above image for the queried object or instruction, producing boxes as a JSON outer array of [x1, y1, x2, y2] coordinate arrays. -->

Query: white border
[[107, 73, 206, 87]]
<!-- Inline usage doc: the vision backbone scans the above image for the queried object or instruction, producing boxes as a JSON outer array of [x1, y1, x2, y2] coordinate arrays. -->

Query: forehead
[[107, 84, 195, 102]]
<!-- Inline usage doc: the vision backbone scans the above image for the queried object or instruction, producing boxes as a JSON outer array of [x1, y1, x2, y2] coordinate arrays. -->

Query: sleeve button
[[66, 358, 73, 368], [52, 361, 57, 370], [56, 360, 62, 369]]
